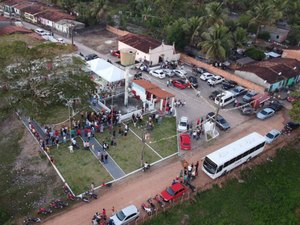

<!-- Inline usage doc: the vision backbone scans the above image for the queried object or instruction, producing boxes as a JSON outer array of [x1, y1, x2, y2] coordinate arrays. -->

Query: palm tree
[[232, 27, 248, 49], [182, 16, 205, 46], [205, 2, 228, 26], [91, 0, 107, 22], [247, 3, 282, 43], [200, 24, 233, 61]]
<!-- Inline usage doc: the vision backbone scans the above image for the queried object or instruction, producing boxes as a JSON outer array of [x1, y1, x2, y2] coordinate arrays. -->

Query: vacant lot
[[50, 139, 112, 194], [95, 128, 161, 173], [143, 141, 300, 225]]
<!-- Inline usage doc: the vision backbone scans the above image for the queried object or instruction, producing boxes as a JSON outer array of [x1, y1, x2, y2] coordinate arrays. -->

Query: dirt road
[[41, 111, 288, 225]]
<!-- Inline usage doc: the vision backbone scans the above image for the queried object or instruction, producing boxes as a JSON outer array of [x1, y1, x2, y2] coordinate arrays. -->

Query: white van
[[214, 91, 235, 107]]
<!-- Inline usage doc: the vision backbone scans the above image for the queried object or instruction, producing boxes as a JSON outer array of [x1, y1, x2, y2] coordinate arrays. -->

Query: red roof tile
[[133, 79, 159, 90], [147, 88, 174, 99], [237, 58, 300, 83], [37, 10, 75, 22], [0, 16, 10, 21], [2, 0, 27, 6], [119, 33, 162, 53]]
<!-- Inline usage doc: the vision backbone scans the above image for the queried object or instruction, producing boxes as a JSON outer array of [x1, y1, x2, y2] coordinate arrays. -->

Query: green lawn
[[50, 139, 112, 194], [95, 127, 161, 173], [143, 142, 300, 225], [129, 117, 178, 157]]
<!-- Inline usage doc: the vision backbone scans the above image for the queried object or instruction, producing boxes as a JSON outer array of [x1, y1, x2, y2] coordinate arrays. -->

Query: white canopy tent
[[87, 58, 125, 83]]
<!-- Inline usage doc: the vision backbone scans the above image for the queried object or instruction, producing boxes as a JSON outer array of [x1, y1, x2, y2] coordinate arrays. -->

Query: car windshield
[[203, 157, 217, 174], [261, 110, 268, 115], [219, 118, 226, 124], [266, 133, 274, 139], [116, 211, 126, 221], [180, 122, 187, 127], [166, 187, 175, 196]]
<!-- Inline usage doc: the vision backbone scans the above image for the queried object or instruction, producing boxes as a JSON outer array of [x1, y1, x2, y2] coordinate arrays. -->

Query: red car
[[180, 133, 191, 150], [111, 50, 120, 58], [172, 79, 190, 89], [160, 183, 187, 202]]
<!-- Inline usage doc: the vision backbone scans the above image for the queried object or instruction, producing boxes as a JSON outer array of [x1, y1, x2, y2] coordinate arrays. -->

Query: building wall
[[106, 25, 130, 36], [131, 83, 147, 101], [234, 71, 270, 89], [118, 42, 150, 63], [149, 44, 180, 64], [180, 54, 266, 93], [24, 12, 37, 23], [39, 17, 53, 27]]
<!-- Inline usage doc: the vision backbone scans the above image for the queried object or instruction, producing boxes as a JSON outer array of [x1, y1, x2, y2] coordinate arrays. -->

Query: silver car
[[110, 205, 139, 225], [265, 129, 281, 144], [256, 107, 275, 120]]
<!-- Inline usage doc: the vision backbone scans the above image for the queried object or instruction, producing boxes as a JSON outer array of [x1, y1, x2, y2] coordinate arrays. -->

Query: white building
[[118, 33, 180, 65]]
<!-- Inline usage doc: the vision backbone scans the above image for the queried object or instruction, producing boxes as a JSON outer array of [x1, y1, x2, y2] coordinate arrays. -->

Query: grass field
[[95, 127, 161, 173], [143, 142, 300, 225], [129, 117, 178, 157], [50, 139, 112, 194]]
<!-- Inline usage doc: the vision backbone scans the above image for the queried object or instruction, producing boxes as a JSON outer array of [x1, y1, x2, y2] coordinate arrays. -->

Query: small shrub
[[245, 47, 265, 61]]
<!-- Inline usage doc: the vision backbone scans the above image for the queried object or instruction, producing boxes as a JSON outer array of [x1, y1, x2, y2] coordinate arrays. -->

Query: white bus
[[202, 132, 266, 179]]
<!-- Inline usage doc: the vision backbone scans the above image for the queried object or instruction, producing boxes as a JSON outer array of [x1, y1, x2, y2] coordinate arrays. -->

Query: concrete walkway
[[20, 115, 125, 180]]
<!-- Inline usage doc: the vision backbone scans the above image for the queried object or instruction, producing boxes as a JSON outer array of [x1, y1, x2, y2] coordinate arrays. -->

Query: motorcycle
[[147, 198, 156, 211], [154, 194, 165, 208], [78, 193, 90, 203], [141, 202, 153, 215], [67, 192, 76, 201], [85, 191, 98, 199], [142, 163, 151, 172], [55, 199, 69, 208], [37, 208, 52, 215], [23, 217, 41, 225]]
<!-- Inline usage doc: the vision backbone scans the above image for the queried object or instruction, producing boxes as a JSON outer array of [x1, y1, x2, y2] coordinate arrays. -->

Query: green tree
[[166, 18, 188, 50], [90, 0, 107, 23], [287, 25, 300, 46], [200, 24, 232, 61], [182, 16, 205, 47], [232, 27, 248, 49], [205, 2, 228, 26], [247, 2, 282, 43], [289, 90, 300, 122]]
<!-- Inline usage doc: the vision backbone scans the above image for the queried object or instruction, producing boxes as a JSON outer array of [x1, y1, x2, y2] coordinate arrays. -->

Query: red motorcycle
[[37, 208, 52, 215]]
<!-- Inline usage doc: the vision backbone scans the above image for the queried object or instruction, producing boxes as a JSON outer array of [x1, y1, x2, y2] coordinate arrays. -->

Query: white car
[[173, 69, 187, 78], [110, 205, 139, 225], [41, 32, 52, 40], [163, 69, 175, 77], [177, 116, 189, 132], [149, 69, 166, 79], [265, 129, 281, 144], [200, 72, 214, 81], [207, 75, 224, 86], [57, 38, 65, 44], [35, 28, 46, 35]]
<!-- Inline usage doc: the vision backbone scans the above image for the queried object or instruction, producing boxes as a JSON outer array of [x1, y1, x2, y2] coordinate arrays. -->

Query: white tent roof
[[87, 58, 125, 83]]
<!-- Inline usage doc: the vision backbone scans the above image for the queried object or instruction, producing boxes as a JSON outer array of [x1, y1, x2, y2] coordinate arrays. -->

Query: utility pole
[[141, 129, 146, 167]]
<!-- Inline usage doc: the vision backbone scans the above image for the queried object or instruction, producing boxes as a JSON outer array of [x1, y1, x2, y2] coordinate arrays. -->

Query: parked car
[[111, 50, 121, 58], [240, 105, 255, 115], [206, 112, 230, 130], [207, 75, 224, 86], [193, 66, 206, 74], [134, 72, 142, 80], [84, 54, 99, 61], [200, 72, 214, 81], [35, 28, 46, 35], [209, 90, 222, 100], [160, 183, 187, 202], [173, 69, 187, 78], [109, 205, 139, 225], [268, 100, 283, 112], [179, 133, 191, 150], [57, 38, 65, 44], [242, 91, 257, 102], [172, 79, 190, 89], [149, 70, 166, 79], [177, 116, 189, 132], [256, 107, 275, 120], [231, 86, 247, 97], [265, 129, 281, 144], [222, 80, 237, 90], [187, 76, 198, 88], [284, 121, 300, 131], [163, 69, 175, 77]]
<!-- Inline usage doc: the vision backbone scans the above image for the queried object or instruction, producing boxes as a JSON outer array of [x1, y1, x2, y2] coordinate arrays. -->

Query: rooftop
[[119, 33, 162, 53], [282, 49, 300, 61], [236, 58, 300, 83], [21, 3, 47, 15], [0, 15, 10, 21], [1, 0, 27, 6], [147, 87, 174, 99], [37, 10, 75, 22], [132, 79, 159, 90]]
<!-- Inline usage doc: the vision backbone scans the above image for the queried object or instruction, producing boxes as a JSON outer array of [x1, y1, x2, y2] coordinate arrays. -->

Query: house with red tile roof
[[0, 25, 32, 35], [118, 33, 180, 65], [235, 58, 300, 92], [131, 79, 175, 111]]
